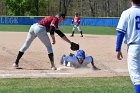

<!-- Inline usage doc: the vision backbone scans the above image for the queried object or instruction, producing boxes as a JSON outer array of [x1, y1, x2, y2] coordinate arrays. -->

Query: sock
[[71, 31, 74, 36], [80, 31, 83, 36], [48, 53, 55, 67], [15, 51, 24, 64], [134, 84, 140, 93]]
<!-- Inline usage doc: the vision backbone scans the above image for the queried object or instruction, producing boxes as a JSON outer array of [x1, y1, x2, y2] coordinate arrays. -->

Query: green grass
[[60, 26, 116, 35], [0, 77, 134, 93], [0, 25, 31, 32], [0, 25, 116, 35]]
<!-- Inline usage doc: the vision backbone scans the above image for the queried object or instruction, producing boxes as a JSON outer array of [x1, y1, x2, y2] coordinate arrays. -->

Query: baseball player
[[13, 13, 79, 70], [60, 50, 100, 70], [116, 0, 140, 93], [70, 12, 83, 37]]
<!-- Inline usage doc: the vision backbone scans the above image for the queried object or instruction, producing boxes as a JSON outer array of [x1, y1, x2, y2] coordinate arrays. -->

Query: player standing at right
[[116, 0, 140, 93], [70, 12, 83, 37]]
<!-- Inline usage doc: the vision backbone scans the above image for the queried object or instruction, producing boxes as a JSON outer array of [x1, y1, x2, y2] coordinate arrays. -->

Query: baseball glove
[[70, 42, 79, 51]]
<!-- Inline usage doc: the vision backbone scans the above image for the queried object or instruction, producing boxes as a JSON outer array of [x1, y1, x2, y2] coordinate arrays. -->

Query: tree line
[[0, 0, 130, 17]]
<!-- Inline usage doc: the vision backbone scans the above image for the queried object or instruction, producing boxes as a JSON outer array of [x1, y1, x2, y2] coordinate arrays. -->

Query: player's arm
[[90, 56, 100, 70], [72, 18, 74, 24], [116, 11, 127, 60], [49, 17, 60, 44], [76, 20, 80, 26], [78, 17, 80, 25], [50, 17, 71, 44], [50, 26, 79, 51], [62, 55, 69, 66], [50, 26, 56, 44], [75, 17, 80, 26], [55, 29, 72, 44], [116, 31, 125, 60], [78, 20, 80, 25]]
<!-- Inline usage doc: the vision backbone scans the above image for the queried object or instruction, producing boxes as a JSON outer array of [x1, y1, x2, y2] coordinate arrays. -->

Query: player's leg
[[71, 25, 76, 37], [13, 51, 24, 67], [48, 53, 56, 70], [127, 45, 140, 93], [14, 24, 37, 67], [77, 26, 83, 37], [36, 26, 56, 70]]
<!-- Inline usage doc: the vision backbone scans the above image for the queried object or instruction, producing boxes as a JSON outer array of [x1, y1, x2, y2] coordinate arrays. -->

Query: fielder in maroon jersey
[[13, 13, 79, 70], [71, 12, 83, 37]]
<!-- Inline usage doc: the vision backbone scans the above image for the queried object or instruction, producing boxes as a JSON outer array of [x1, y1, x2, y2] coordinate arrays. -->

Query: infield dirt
[[0, 32, 128, 78]]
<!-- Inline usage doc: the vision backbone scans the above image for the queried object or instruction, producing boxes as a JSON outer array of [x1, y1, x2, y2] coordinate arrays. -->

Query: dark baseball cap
[[57, 13, 66, 19], [75, 12, 78, 16]]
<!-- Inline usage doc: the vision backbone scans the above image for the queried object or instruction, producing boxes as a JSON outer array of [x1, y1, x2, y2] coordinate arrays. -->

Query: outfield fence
[[0, 16, 119, 26]]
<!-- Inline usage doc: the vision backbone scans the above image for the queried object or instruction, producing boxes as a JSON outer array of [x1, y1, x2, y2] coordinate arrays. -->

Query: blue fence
[[0, 17, 119, 26]]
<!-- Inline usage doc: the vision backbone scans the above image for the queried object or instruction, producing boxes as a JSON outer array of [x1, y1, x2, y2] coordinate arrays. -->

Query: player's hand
[[117, 51, 123, 60]]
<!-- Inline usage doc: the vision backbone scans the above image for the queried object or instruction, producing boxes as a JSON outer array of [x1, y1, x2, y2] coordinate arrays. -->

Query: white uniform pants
[[20, 23, 53, 54], [72, 25, 81, 32], [128, 44, 140, 85]]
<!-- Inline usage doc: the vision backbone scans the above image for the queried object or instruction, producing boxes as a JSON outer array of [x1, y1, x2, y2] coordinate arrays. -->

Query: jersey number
[[136, 16, 140, 30]]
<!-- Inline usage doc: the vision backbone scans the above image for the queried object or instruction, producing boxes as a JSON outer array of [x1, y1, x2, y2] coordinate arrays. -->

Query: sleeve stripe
[[116, 28, 126, 33]]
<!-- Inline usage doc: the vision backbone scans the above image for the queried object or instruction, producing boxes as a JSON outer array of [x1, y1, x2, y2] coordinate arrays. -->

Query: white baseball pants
[[20, 23, 53, 54], [128, 44, 140, 85], [72, 25, 82, 32]]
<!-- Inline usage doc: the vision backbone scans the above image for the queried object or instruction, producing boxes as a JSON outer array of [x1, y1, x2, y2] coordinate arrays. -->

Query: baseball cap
[[75, 12, 78, 16], [76, 50, 85, 59], [57, 13, 65, 19]]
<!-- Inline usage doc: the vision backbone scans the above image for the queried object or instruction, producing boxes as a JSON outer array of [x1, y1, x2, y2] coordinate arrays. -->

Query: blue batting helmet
[[76, 50, 85, 59]]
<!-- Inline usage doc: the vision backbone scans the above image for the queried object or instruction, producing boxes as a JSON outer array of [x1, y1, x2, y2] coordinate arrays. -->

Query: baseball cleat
[[51, 66, 57, 70], [92, 67, 101, 70], [12, 63, 19, 68]]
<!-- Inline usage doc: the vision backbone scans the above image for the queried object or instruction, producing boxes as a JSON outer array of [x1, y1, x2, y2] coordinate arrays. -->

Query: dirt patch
[[0, 32, 128, 78]]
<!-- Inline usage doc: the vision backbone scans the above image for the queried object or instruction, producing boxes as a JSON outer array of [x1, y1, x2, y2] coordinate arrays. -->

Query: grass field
[[0, 77, 134, 93], [0, 25, 132, 93], [0, 25, 116, 35]]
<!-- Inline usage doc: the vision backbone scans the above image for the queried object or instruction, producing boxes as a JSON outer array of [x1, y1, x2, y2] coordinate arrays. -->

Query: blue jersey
[[116, 6, 140, 45], [62, 55, 93, 68]]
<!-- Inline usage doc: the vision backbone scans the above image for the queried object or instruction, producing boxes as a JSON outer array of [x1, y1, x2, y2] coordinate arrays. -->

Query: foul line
[[0, 70, 72, 78]]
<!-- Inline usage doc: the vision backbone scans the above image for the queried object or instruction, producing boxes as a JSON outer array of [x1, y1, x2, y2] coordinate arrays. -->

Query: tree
[[7, 0, 40, 16], [88, 0, 95, 17], [25, 0, 39, 16], [7, 0, 26, 16], [59, 0, 72, 15], [0, 0, 7, 15]]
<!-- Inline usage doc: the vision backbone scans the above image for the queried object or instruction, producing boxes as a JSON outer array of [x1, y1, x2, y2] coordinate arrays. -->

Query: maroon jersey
[[38, 16, 59, 31], [72, 16, 80, 25]]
